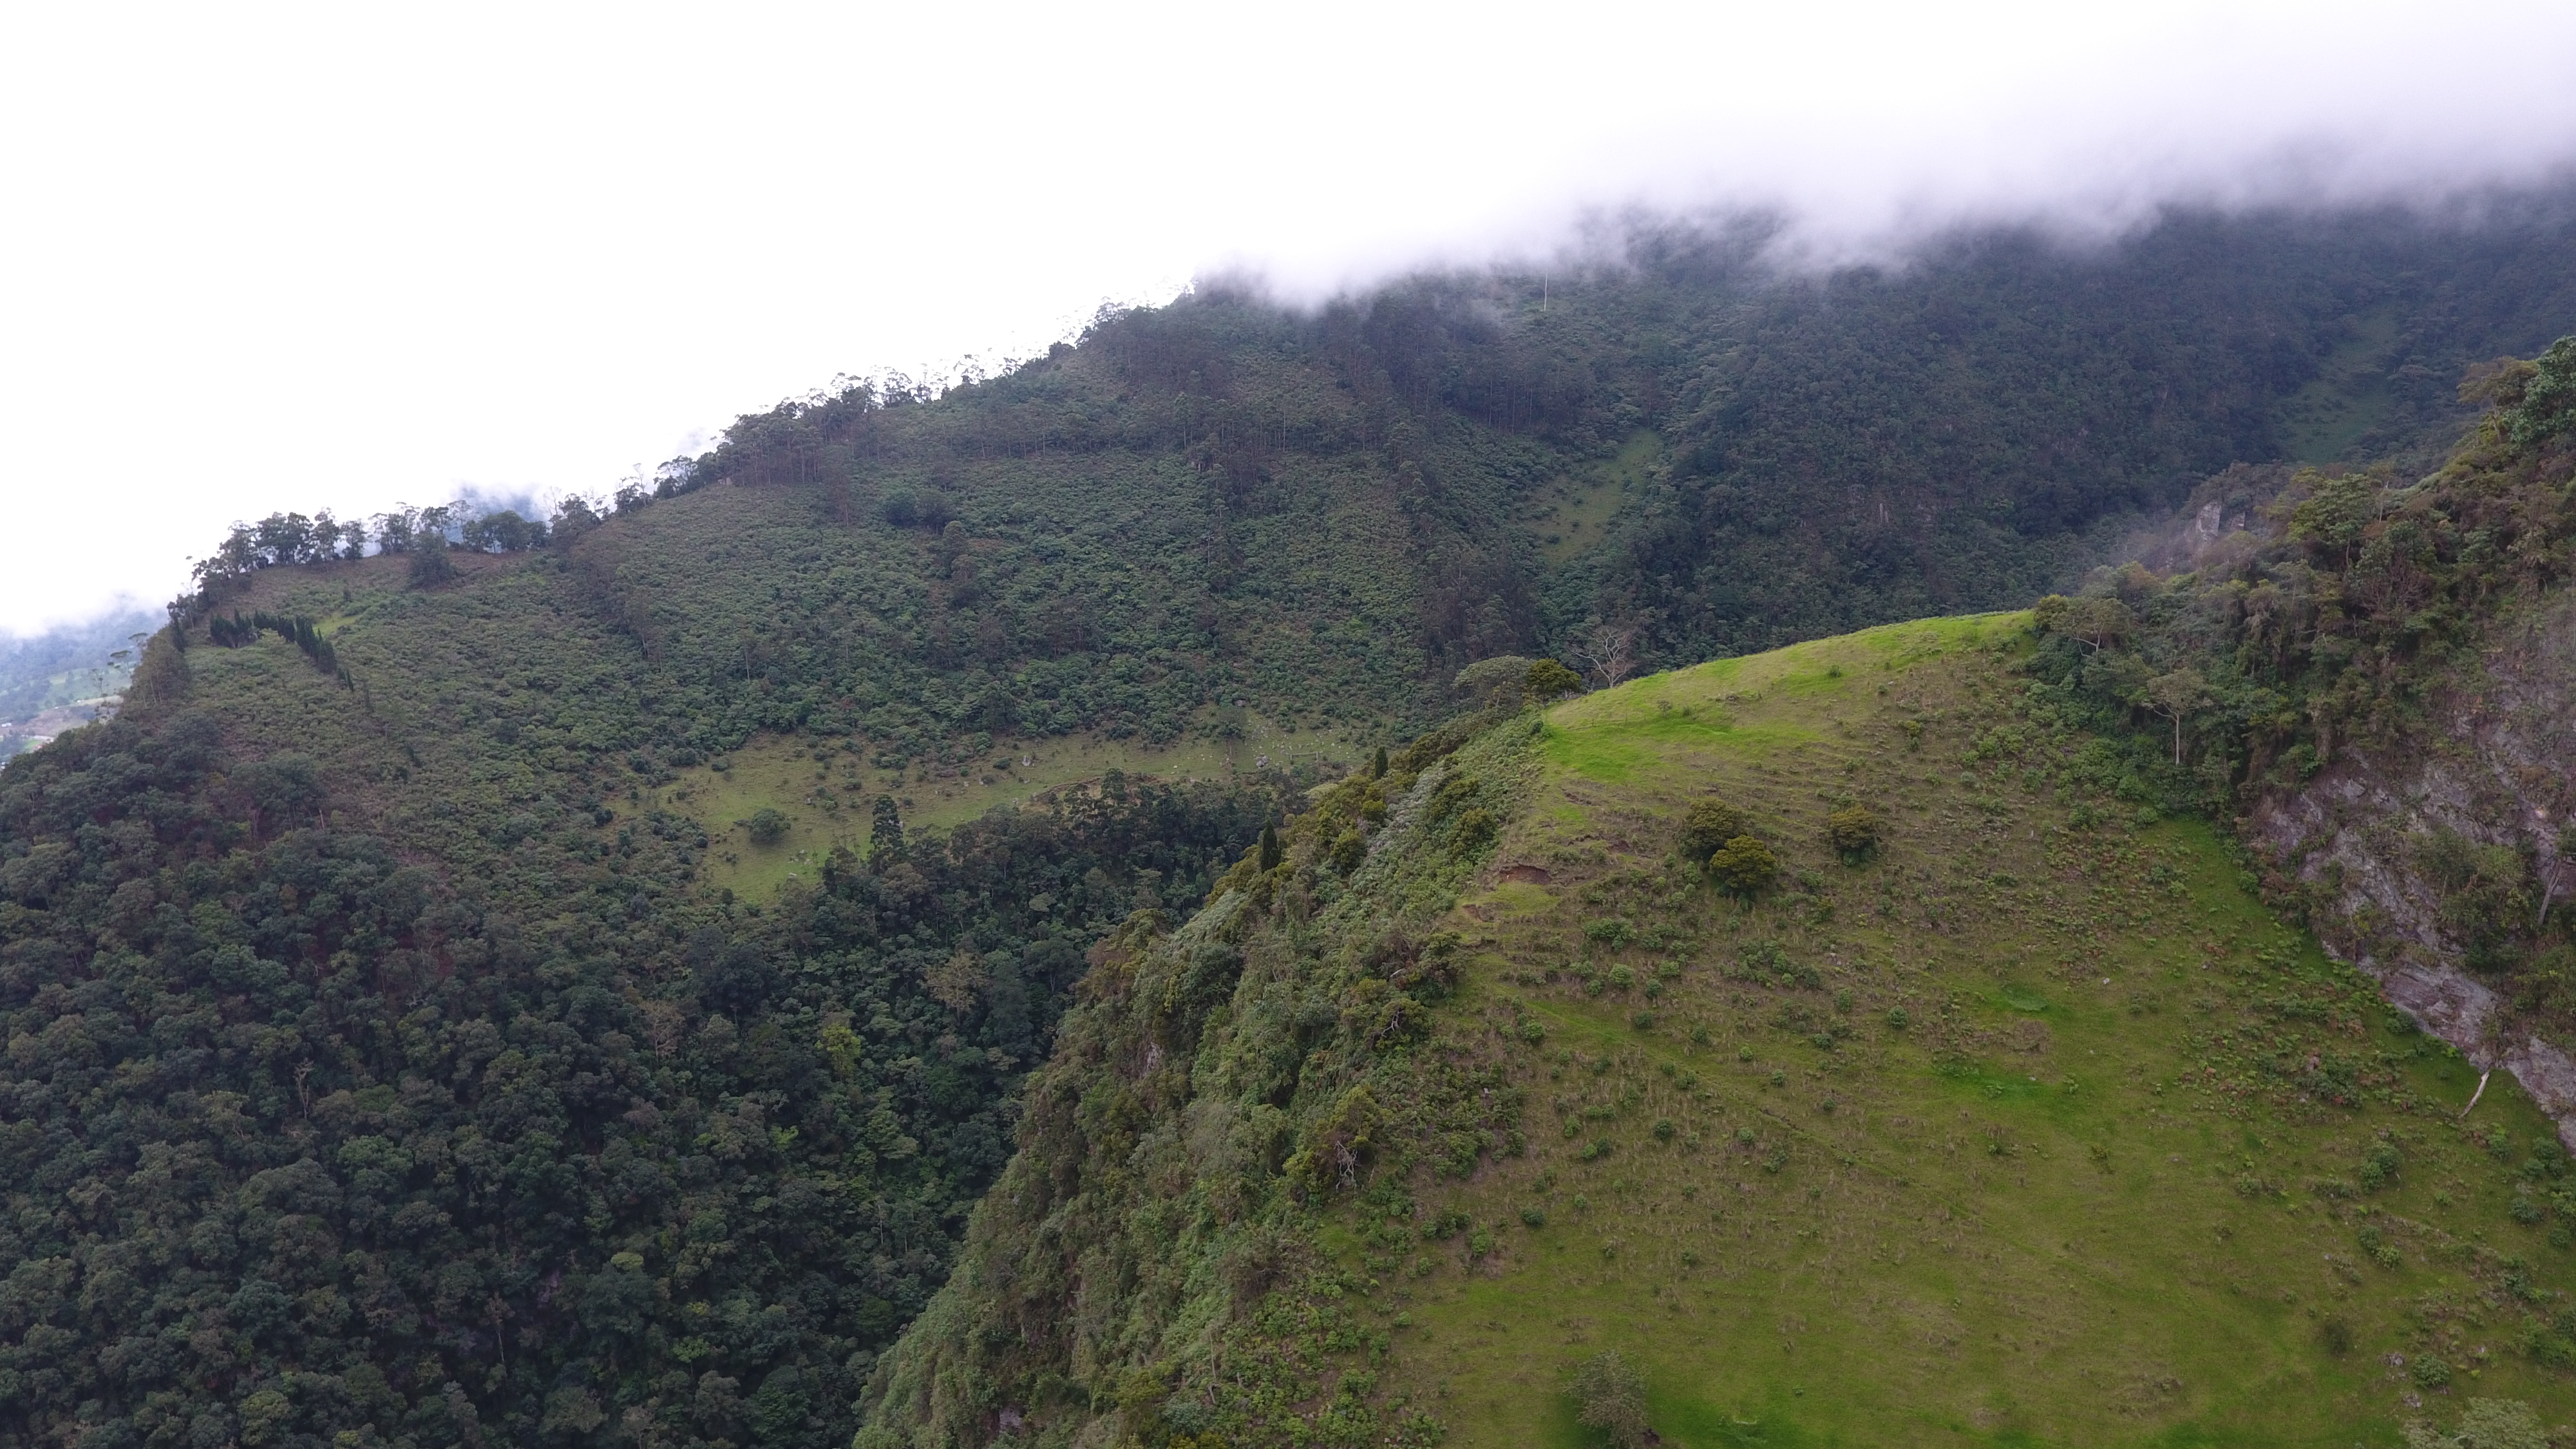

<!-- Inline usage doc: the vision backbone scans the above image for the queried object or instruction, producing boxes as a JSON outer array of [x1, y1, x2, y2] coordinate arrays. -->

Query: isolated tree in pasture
[[2032, 593, 2136, 654], [869, 795, 904, 864], [1572, 621, 1639, 688], [1677, 799, 1748, 861], [1707, 835, 1779, 896], [1572, 1350, 1652, 1449], [1824, 804, 1880, 861]]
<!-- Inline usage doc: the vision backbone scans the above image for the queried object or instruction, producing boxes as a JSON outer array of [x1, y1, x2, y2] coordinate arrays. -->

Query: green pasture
[[1338, 620, 2576, 1448]]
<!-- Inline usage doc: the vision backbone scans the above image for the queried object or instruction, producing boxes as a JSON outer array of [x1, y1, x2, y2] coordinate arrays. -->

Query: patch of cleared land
[[661, 721, 1365, 898]]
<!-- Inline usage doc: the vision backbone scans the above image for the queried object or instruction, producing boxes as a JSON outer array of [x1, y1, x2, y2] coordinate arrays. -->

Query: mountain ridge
[[8, 205, 2576, 1447]]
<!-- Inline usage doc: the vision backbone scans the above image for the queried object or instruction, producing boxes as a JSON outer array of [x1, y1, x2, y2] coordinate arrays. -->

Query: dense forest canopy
[[6, 202, 2576, 1447], [0, 704, 1285, 1446]]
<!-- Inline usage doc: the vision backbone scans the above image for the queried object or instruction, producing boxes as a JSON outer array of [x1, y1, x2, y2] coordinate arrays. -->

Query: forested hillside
[[187, 205, 2576, 763], [7, 203, 2576, 1448], [0, 672, 1282, 1446]]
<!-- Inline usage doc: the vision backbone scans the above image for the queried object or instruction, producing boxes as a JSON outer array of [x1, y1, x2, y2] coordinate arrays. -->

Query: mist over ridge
[[14, 0, 2576, 634]]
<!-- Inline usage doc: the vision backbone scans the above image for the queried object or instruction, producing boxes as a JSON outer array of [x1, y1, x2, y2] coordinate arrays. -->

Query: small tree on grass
[[1824, 804, 1880, 862], [868, 795, 904, 864], [1707, 835, 1778, 896], [1572, 1350, 1651, 1448], [1677, 800, 1747, 861], [746, 808, 789, 847], [2033, 592, 2135, 653], [1572, 620, 1639, 688]]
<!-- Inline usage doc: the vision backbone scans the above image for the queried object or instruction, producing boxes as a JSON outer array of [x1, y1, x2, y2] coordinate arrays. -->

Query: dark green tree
[[870, 794, 905, 864], [2288, 472, 2382, 568], [1677, 799, 1748, 860], [407, 538, 457, 588], [1707, 835, 1779, 896], [1524, 658, 1584, 703], [1824, 804, 1880, 861], [2509, 334, 2576, 446]]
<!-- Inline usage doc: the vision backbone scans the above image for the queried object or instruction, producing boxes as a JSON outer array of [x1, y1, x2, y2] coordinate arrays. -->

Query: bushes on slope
[[866, 717, 1532, 1449]]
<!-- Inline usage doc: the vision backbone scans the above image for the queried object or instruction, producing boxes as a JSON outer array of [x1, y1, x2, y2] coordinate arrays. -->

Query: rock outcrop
[[2253, 590, 2576, 1145]]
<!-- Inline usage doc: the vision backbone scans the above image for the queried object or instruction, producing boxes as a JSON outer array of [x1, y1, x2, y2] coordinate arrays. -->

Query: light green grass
[[1354, 620, 2576, 1448], [1533, 615, 2024, 786]]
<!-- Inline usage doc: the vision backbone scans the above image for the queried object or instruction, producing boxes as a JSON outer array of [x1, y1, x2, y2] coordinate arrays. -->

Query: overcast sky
[[6, 0, 2576, 636]]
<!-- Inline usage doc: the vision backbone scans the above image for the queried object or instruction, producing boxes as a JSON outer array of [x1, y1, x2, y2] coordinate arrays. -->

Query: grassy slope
[[1331, 618, 2576, 1447], [181, 423, 1455, 879], [1528, 432, 1660, 565], [2273, 305, 2404, 465], [191, 538, 2576, 1448]]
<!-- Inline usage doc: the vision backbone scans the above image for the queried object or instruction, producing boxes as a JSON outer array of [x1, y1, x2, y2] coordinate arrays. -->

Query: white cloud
[[4, 0, 2575, 632]]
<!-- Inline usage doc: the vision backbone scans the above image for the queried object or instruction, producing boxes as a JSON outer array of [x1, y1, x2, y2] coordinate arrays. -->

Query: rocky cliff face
[[2254, 588, 2576, 1144]]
